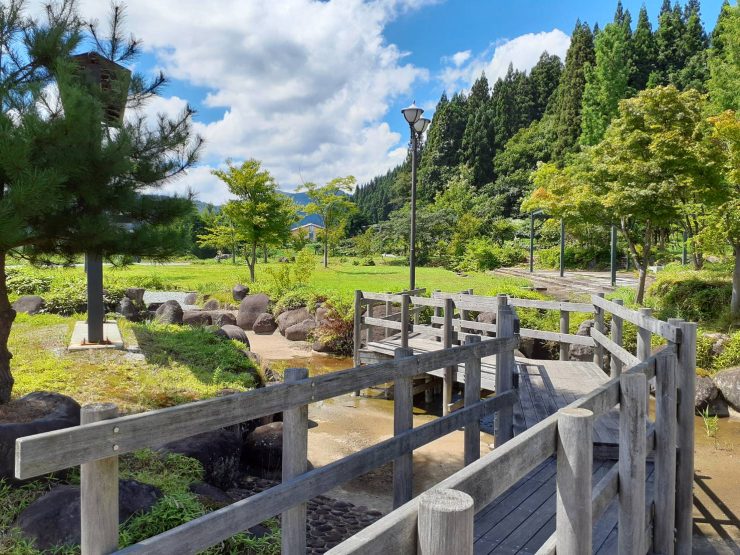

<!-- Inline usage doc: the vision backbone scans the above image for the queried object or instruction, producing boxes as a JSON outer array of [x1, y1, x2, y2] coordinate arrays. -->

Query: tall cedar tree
[[552, 20, 596, 158], [580, 4, 633, 145], [0, 2, 202, 402], [629, 6, 658, 90], [652, 1, 687, 85], [462, 73, 494, 188]]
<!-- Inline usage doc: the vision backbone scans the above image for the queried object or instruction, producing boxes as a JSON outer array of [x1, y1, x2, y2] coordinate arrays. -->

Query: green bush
[[537, 245, 610, 270], [362, 258, 376, 266], [647, 273, 732, 325], [310, 296, 354, 356], [458, 239, 527, 271], [273, 287, 315, 316], [6, 268, 52, 295], [714, 332, 740, 371]]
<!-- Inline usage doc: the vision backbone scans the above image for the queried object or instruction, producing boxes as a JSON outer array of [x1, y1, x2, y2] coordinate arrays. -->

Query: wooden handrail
[[591, 294, 681, 343]]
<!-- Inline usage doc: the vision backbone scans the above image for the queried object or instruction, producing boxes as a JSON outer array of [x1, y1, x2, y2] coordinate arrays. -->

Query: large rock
[[183, 310, 212, 327], [315, 306, 331, 325], [118, 297, 141, 322], [285, 318, 317, 341], [569, 319, 595, 362], [12, 295, 45, 315], [714, 367, 740, 411], [216, 325, 251, 347], [232, 284, 249, 302], [15, 480, 160, 551], [277, 307, 311, 335], [154, 300, 183, 325], [704, 333, 731, 359], [124, 287, 145, 305], [184, 292, 199, 305], [237, 294, 270, 330], [0, 392, 80, 482], [243, 422, 283, 475], [695, 376, 719, 411], [253, 313, 277, 335], [159, 429, 242, 489], [203, 299, 220, 311], [207, 310, 237, 328]]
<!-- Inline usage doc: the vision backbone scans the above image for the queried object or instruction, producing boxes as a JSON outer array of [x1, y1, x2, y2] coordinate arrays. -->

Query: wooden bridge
[[12, 289, 696, 555]]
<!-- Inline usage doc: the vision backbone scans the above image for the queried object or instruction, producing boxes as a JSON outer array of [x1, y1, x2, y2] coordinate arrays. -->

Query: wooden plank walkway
[[473, 459, 656, 554], [364, 333, 620, 447]]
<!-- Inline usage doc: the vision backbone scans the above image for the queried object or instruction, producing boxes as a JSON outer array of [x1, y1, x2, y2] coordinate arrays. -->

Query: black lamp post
[[401, 102, 430, 291], [70, 52, 131, 343]]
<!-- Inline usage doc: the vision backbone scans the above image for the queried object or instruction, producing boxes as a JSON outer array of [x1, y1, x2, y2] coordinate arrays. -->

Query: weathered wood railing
[[342, 291, 696, 555], [15, 323, 519, 555]]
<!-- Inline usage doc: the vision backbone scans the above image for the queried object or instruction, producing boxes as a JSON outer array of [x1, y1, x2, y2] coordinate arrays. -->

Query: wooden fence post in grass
[[619, 372, 647, 555], [464, 335, 482, 465], [393, 347, 414, 508], [417, 489, 474, 555], [282, 367, 309, 555], [559, 308, 570, 361], [80, 403, 119, 555], [655, 352, 678, 555], [593, 292, 605, 369], [442, 297, 455, 417], [495, 295, 515, 447], [611, 299, 624, 377], [675, 321, 697, 555], [556, 407, 593, 555]]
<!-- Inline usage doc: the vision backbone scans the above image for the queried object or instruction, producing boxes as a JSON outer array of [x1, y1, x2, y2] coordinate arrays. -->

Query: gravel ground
[[142, 290, 199, 311]]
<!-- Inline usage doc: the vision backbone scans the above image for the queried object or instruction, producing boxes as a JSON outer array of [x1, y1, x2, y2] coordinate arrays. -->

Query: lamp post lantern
[[401, 102, 429, 291], [69, 52, 131, 343]]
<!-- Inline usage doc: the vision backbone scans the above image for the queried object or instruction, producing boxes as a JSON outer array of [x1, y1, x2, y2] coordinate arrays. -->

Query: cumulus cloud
[[62, 0, 435, 202], [440, 29, 570, 93]]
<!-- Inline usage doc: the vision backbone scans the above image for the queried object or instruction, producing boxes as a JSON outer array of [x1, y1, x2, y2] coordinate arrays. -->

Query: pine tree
[[653, 1, 687, 85], [528, 52, 563, 120], [580, 6, 632, 145], [552, 20, 596, 158], [467, 72, 491, 114], [708, 0, 739, 111], [461, 105, 495, 188], [674, 0, 710, 90], [629, 6, 658, 90], [0, 3, 202, 403]]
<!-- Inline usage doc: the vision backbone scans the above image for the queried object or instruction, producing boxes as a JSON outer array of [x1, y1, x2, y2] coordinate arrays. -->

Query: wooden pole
[[559, 219, 565, 278], [80, 403, 119, 555], [85, 252, 105, 344], [636, 307, 653, 362], [417, 489, 474, 555], [529, 213, 535, 273], [464, 335, 481, 465], [353, 290, 362, 368], [618, 373, 647, 555], [655, 352, 678, 555], [610, 225, 618, 287], [393, 347, 414, 508], [611, 299, 624, 377], [675, 320, 697, 554], [282, 367, 309, 555], [384, 294, 391, 339], [559, 309, 570, 361], [556, 407, 593, 555], [401, 294, 410, 349], [495, 295, 515, 446], [593, 292, 605, 369], [442, 297, 454, 416]]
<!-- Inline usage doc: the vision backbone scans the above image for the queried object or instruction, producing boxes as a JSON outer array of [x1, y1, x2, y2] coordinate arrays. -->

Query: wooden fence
[[342, 292, 696, 555], [14, 307, 519, 555]]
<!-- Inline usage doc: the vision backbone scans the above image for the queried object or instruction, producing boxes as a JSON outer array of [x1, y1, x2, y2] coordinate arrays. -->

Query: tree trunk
[[263, 244, 268, 263], [0, 250, 16, 404], [323, 234, 328, 268], [732, 243, 740, 321], [249, 242, 257, 282]]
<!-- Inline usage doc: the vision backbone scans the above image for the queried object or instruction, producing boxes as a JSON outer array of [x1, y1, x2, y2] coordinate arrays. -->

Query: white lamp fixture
[[401, 101, 424, 124], [414, 117, 431, 134]]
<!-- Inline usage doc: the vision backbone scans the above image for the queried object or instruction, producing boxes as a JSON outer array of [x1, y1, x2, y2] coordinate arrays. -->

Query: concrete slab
[[68, 320, 125, 351]]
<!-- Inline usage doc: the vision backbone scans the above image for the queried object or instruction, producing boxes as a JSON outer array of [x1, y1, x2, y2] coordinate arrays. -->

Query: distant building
[[292, 222, 324, 241]]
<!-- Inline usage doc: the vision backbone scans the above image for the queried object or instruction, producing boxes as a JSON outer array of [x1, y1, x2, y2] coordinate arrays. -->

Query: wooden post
[[495, 295, 515, 447], [618, 373, 647, 555], [417, 489, 474, 555], [393, 347, 414, 508], [655, 353, 678, 555], [559, 219, 566, 278], [636, 307, 653, 362], [353, 290, 362, 368], [559, 309, 569, 361], [401, 294, 410, 349], [433, 289, 442, 343], [80, 403, 119, 555], [610, 224, 618, 287], [529, 213, 535, 273], [442, 297, 455, 417], [611, 299, 624, 377], [282, 367, 309, 555], [556, 407, 593, 555], [464, 335, 481, 465], [384, 294, 391, 339], [593, 292, 605, 369], [675, 321, 697, 555]]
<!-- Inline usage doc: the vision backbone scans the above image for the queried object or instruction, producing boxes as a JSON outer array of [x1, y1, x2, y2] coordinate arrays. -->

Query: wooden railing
[[14, 316, 519, 555], [344, 291, 697, 555]]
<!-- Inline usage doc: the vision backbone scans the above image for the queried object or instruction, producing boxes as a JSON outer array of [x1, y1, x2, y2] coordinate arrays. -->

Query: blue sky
[[70, 0, 727, 204]]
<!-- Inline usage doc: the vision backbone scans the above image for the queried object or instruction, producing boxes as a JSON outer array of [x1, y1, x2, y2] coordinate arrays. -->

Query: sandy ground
[[245, 329, 314, 361]]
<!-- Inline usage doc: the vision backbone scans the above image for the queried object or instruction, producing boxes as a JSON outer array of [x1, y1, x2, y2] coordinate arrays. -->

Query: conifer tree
[[528, 52, 563, 120], [551, 20, 596, 158], [652, 1, 687, 85], [0, 2, 202, 403], [674, 0, 710, 90]]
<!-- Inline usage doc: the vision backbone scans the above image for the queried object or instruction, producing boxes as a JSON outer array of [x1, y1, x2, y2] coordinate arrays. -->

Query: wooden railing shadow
[[692, 472, 740, 554]]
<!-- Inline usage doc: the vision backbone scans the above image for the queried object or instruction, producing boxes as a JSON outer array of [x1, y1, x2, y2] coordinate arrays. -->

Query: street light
[[401, 101, 430, 291]]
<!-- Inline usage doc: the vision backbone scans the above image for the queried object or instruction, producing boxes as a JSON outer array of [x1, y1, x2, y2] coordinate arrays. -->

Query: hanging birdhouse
[[70, 52, 131, 127]]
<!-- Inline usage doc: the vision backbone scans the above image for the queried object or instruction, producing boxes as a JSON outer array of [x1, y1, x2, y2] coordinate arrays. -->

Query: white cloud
[[61, 0, 434, 202], [449, 50, 472, 67], [440, 29, 570, 93]]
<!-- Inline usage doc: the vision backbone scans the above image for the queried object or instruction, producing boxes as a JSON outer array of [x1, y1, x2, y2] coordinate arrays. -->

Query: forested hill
[[354, 0, 723, 224]]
